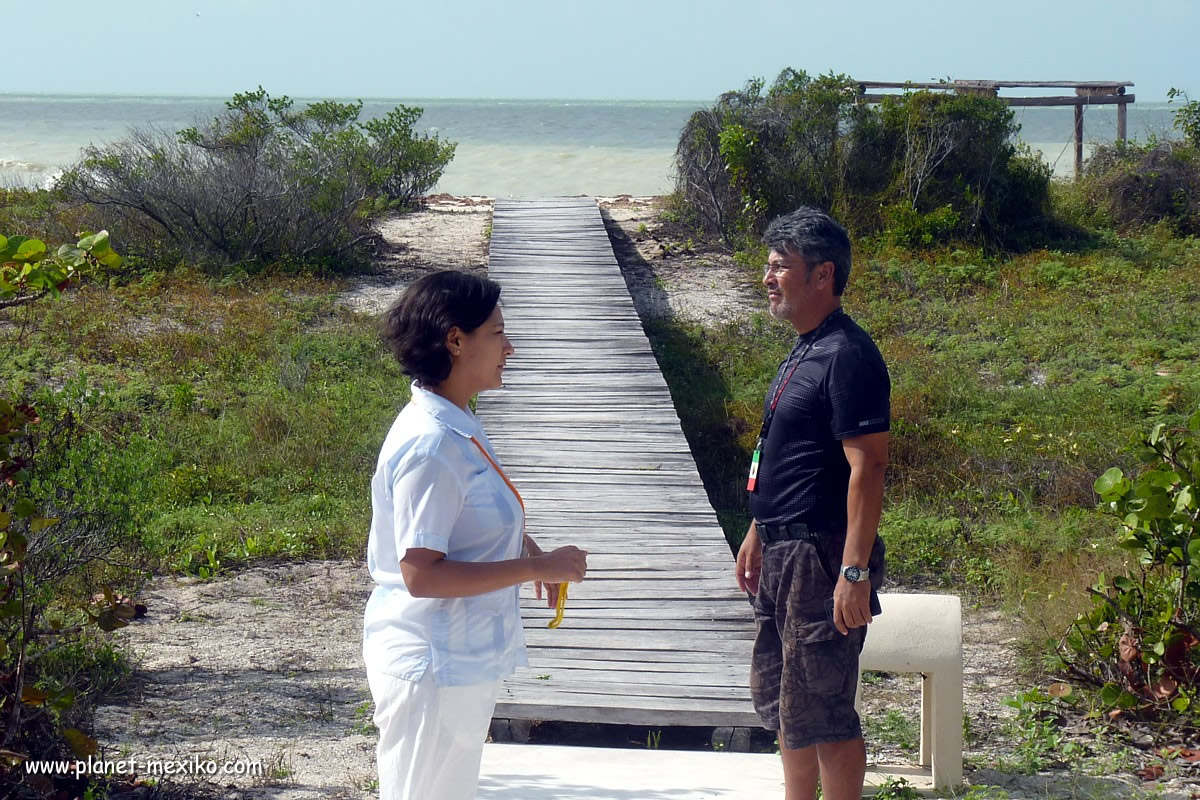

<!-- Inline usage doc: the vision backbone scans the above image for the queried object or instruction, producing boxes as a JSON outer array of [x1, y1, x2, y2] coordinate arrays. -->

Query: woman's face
[[449, 305, 514, 394]]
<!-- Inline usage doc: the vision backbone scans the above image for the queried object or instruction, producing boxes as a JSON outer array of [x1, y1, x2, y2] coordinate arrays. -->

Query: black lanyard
[[747, 308, 841, 492], [757, 308, 842, 443]]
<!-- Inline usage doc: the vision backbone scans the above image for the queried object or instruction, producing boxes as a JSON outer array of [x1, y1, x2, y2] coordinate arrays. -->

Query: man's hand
[[832, 577, 872, 635], [735, 523, 762, 595]]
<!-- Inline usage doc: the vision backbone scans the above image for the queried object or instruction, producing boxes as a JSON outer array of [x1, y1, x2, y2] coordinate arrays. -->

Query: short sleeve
[[391, 452, 467, 556], [827, 342, 890, 440]]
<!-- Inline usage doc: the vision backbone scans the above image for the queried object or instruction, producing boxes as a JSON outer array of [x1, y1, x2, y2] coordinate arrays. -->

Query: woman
[[363, 270, 587, 800]]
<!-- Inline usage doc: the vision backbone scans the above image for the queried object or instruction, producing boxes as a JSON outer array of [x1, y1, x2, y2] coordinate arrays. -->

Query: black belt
[[755, 521, 832, 544]]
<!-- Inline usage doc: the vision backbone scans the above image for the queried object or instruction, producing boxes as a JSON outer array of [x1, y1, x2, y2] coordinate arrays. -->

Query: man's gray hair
[[763, 207, 852, 296]]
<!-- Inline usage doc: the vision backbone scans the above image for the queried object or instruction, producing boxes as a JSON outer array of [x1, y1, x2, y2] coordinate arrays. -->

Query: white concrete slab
[[478, 744, 783, 799], [478, 744, 935, 799]]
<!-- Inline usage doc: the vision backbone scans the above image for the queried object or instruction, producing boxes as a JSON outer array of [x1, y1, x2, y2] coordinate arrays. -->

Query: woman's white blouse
[[362, 382, 527, 686]]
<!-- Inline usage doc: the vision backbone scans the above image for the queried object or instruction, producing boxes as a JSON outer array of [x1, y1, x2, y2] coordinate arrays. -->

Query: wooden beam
[[1117, 102, 1128, 143], [1074, 104, 1084, 178], [859, 80, 1132, 91], [859, 94, 1136, 108], [1006, 94, 1135, 107]]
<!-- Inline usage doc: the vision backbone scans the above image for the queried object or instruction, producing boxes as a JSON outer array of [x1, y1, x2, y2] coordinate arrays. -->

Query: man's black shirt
[[747, 309, 890, 528]]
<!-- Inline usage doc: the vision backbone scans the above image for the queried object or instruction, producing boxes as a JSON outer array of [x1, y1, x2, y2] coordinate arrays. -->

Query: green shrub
[[1076, 139, 1200, 236], [1169, 88, 1200, 149], [59, 88, 455, 271], [0, 233, 140, 796], [1057, 412, 1200, 726], [673, 69, 1051, 249]]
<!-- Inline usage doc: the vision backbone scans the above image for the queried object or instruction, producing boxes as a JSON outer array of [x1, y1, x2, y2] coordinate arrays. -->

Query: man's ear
[[815, 260, 836, 288]]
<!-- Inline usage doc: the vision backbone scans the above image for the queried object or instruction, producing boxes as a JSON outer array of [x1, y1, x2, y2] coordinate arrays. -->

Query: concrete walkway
[[478, 744, 933, 798]]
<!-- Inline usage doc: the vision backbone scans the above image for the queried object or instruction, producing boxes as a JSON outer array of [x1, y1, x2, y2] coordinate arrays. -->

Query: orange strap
[[470, 437, 525, 525], [473, 437, 568, 627]]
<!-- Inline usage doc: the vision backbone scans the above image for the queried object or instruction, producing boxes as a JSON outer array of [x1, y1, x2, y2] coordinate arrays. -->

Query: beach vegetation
[[1055, 415, 1200, 728], [1052, 87, 1200, 237], [1063, 139, 1200, 236], [0, 231, 147, 798], [1169, 88, 1200, 149], [58, 88, 455, 272], [673, 69, 1051, 250]]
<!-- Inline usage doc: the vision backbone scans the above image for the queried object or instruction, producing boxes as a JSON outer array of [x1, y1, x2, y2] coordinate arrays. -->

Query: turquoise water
[[0, 94, 1181, 196]]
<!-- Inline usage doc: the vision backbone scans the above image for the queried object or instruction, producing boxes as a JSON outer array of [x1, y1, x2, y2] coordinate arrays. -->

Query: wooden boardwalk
[[479, 197, 759, 728]]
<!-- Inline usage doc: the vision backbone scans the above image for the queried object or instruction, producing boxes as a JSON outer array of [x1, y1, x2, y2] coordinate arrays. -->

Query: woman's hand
[[527, 543, 587, 607], [523, 535, 552, 604], [532, 546, 588, 591]]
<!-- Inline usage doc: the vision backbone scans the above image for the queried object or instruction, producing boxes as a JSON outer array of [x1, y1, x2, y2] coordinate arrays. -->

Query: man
[[736, 207, 889, 800]]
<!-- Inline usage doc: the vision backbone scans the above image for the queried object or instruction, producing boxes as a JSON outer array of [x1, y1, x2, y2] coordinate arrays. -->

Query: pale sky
[[6, 0, 1197, 102]]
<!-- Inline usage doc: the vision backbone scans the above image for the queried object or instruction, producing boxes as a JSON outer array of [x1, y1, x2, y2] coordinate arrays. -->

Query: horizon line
[[0, 90, 713, 104]]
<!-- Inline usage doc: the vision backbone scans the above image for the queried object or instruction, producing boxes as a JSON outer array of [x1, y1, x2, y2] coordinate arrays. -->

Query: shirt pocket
[[454, 468, 521, 558], [430, 590, 511, 679]]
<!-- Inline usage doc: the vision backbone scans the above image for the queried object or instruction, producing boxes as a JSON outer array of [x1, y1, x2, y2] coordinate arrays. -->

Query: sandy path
[[95, 563, 376, 800]]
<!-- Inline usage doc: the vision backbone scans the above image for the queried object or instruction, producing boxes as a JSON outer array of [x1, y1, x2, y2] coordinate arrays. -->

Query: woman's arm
[[400, 544, 586, 599]]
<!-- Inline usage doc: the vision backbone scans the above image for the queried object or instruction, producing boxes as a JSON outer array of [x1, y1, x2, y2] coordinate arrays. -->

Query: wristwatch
[[840, 565, 870, 582]]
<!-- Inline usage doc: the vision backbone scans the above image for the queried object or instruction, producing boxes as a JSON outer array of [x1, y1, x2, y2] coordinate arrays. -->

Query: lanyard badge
[[746, 437, 763, 492]]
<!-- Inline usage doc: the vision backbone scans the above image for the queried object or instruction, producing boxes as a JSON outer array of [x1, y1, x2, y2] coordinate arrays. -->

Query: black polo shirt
[[748, 308, 890, 528]]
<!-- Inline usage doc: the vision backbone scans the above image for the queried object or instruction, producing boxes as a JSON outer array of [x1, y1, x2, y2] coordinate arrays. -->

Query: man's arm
[[832, 430, 888, 634], [735, 519, 762, 595]]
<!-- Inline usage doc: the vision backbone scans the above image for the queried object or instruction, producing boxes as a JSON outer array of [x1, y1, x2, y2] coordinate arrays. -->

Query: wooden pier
[[858, 79, 1135, 177], [479, 197, 759, 730]]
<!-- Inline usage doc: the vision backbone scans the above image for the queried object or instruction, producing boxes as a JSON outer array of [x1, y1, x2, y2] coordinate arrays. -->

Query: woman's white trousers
[[367, 668, 503, 800]]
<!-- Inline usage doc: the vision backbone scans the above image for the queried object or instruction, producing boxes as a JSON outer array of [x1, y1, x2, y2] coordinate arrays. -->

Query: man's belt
[[755, 521, 830, 543]]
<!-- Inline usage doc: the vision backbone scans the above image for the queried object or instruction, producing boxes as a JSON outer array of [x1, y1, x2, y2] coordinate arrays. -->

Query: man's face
[[764, 248, 817, 323]]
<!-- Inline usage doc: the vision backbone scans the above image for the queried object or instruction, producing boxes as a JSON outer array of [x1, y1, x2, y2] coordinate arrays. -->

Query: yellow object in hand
[[547, 583, 568, 629]]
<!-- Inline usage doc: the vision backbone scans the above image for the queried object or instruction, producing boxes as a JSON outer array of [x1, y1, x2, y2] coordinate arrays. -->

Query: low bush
[[673, 69, 1052, 250], [59, 88, 455, 271], [1077, 140, 1200, 236], [1, 232, 144, 798], [1057, 414, 1200, 727], [1169, 88, 1200, 149]]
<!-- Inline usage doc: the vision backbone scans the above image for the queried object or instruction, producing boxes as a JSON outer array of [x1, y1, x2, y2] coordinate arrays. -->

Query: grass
[[642, 228, 1200, 664], [2, 266, 404, 577], [864, 709, 919, 752]]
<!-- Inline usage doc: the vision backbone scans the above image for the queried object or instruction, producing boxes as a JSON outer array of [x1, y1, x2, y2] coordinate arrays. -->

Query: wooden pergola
[[857, 80, 1135, 177]]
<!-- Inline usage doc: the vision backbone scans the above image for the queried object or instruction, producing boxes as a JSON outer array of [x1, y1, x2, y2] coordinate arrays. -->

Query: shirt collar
[[793, 307, 845, 348], [410, 381, 481, 439]]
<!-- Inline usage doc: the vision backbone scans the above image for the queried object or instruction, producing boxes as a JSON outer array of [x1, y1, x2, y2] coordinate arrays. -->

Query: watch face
[[842, 566, 862, 582]]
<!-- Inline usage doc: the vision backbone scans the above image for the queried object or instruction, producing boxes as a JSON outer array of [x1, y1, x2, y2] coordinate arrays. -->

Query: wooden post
[[1074, 104, 1084, 178], [1117, 100, 1128, 143]]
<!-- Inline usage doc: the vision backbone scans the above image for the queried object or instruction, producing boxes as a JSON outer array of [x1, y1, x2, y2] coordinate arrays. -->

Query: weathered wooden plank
[[482, 197, 756, 728]]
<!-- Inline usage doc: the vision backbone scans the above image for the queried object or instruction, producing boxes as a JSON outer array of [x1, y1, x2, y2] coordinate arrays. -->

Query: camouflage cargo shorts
[[749, 532, 884, 750]]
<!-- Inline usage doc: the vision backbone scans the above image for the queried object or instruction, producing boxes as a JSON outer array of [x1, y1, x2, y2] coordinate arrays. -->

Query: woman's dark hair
[[382, 270, 502, 385]]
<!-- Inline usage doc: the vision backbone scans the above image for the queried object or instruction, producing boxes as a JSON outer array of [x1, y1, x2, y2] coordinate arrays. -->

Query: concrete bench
[[858, 593, 963, 789]]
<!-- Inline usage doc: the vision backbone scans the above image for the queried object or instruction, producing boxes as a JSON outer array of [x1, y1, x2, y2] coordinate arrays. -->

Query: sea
[[0, 94, 1182, 198]]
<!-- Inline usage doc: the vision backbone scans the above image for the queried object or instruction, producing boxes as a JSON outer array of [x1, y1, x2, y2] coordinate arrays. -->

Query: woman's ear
[[445, 326, 463, 357]]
